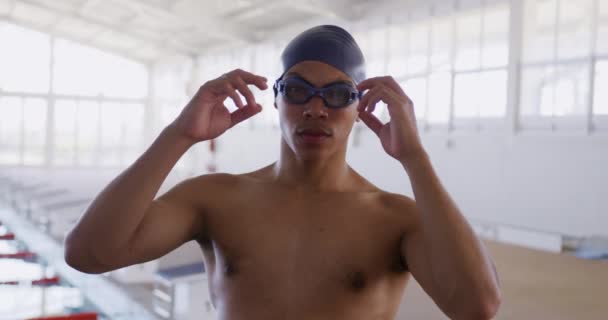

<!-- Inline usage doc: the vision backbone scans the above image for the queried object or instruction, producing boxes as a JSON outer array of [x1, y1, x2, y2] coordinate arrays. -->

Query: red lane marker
[[32, 276, 60, 285], [26, 313, 98, 320], [0, 276, 61, 286], [0, 251, 36, 259], [0, 233, 15, 240]]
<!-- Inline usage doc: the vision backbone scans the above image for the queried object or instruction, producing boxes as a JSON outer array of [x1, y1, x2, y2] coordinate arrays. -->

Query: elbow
[[473, 297, 501, 320], [464, 290, 502, 320], [448, 285, 502, 320], [63, 231, 110, 274]]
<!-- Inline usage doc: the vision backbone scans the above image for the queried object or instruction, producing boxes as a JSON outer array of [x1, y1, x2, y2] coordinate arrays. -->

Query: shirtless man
[[64, 25, 501, 320]]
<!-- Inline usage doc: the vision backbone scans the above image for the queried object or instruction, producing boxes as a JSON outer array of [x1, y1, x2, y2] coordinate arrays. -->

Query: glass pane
[[479, 69, 508, 117], [453, 71, 506, 120], [522, 0, 557, 63], [53, 38, 147, 98], [454, 73, 480, 118], [367, 28, 387, 77], [482, 4, 510, 68], [0, 23, 50, 93], [54, 100, 78, 165], [598, 0, 608, 54], [99, 102, 144, 166], [593, 60, 608, 115], [427, 72, 452, 124], [160, 103, 182, 129], [406, 24, 429, 75], [520, 65, 555, 116], [455, 10, 482, 71], [387, 25, 408, 78], [404, 77, 428, 120], [76, 101, 100, 166], [430, 19, 453, 72], [520, 64, 590, 117], [553, 63, 590, 116], [121, 103, 145, 163], [557, 0, 593, 60], [100, 102, 124, 166], [0, 97, 22, 164], [23, 98, 47, 166]]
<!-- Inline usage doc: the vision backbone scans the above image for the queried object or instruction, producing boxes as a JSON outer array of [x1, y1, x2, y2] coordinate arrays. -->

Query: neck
[[271, 138, 353, 192]]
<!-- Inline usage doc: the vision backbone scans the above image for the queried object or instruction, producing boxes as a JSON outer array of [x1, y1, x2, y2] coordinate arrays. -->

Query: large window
[[0, 97, 47, 166], [594, 0, 608, 130], [520, 0, 596, 130], [594, 59, 608, 130], [53, 39, 148, 98], [357, 1, 510, 132], [22, 98, 47, 166], [0, 23, 50, 93], [100, 102, 144, 166], [0, 97, 22, 165], [0, 21, 149, 167], [453, 2, 510, 130]]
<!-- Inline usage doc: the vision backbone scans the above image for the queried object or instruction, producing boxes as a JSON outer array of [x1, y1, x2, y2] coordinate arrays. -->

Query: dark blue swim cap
[[276, 25, 366, 89]]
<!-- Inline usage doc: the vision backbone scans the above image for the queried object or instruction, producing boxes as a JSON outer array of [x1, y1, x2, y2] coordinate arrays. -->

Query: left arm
[[357, 76, 501, 320]]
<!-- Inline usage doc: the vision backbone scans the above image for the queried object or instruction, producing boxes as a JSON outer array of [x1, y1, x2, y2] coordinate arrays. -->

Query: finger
[[232, 76, 257, 108], [378, 76, 406, 96], [230, 103, 263, 128], [358, 111, 383, 136], [224, 84, 244, 109], [356, 77, 383, 92], [210, 79, 244, 109], [378, 77, 415, 108], [358, 86, 382, 112], [230, 69, 268, 90], [367, 91, 384, 114], [365, 86, 390, 113]]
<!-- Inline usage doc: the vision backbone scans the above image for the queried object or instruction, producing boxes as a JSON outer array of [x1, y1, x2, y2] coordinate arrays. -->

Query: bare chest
[[198, 191, 410, 300]]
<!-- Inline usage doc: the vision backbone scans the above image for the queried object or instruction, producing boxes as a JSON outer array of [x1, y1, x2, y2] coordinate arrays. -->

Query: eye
[[284, 82, 310, 100], [325, 87, 351, 101]]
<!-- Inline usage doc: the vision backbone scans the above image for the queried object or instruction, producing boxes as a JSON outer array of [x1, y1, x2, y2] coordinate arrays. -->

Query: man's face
[[274, 61, 359, 159]]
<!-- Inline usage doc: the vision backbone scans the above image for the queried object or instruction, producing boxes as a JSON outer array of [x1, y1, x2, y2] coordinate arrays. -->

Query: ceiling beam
[[0, 16, 153, 63], [111, 0, 252, 44], [18, 0, 199, 55]]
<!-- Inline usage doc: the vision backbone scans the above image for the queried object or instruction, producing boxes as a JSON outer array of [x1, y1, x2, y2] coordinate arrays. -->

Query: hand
[[356, 76, 426, 164], [170, 69, 268, 143]]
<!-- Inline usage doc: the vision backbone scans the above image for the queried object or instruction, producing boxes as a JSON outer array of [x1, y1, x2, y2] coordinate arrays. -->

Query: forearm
[[402, 153, 500, 318], [65, 124, 195, 265]]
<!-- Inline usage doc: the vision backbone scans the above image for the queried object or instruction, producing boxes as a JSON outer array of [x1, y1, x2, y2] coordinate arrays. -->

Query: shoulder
[[180, 171, 272, 201], [376, 191, 417, 211], [166, 172, 246, 206], [182, 172, 256, 191], [372, 191, 420, 231]]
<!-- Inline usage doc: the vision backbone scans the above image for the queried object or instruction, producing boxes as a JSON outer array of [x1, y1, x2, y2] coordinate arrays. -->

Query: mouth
[[296, 127, 332, 144]]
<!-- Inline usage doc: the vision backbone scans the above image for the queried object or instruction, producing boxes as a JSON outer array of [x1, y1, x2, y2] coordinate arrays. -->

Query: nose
[[303, 96, 328, 120]]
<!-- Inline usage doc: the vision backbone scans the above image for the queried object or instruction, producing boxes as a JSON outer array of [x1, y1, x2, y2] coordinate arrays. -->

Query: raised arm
[[356, 76, 501, 319], [64, 69, 268, 274]]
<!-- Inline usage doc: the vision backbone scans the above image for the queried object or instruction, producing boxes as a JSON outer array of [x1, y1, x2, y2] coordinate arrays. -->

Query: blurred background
[[0, 0, 607, 319]]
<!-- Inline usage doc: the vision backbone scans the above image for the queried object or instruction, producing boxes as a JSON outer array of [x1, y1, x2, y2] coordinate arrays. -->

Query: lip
[[296, 127, 332, 145]]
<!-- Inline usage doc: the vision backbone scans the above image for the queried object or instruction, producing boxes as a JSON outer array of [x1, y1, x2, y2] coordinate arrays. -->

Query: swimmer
[[65, 25, 501, 320]]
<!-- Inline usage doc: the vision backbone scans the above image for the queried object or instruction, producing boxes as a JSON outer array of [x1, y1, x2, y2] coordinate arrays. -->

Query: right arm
[[64, 124, 198, 273], [64, 69, 268, 274]]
